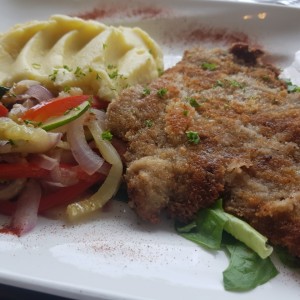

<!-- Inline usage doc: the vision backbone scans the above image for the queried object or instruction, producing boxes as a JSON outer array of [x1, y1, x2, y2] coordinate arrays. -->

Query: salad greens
[[176, 199, 278, 291], [285, 80, 300, 93], [223, 235, 278, 291]]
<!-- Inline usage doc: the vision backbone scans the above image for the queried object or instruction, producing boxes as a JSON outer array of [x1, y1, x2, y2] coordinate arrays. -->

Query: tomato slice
[[21, 95, 92, 122], [0, 103, 8, 117], [0, 172, 105, 216], [0, 162, 110, 181], [0, 164, 106, 215], [0, 163, 49, 179], [38, 172, 105, 212]]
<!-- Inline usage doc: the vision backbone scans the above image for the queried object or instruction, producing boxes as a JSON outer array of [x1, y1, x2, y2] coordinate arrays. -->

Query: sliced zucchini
[[41, 100, 91, 131]]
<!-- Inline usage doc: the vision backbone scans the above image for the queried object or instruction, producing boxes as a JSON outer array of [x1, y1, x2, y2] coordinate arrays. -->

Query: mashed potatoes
[[0, 15, 163, 100]]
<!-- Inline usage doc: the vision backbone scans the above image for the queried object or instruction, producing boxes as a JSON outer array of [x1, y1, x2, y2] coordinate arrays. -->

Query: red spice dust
[[75, 6, 168, 21], [73, 3, 259, 51], [187, 27, 251, 46], [75, 8, 117, 20], [0, 226, 20, 237]]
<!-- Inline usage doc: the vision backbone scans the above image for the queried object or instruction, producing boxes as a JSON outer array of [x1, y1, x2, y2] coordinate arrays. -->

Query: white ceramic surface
[[0, 1, 300, 299]]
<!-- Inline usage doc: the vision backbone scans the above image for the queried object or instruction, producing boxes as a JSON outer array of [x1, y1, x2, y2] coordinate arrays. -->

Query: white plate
[[0, 1, 300, 299]]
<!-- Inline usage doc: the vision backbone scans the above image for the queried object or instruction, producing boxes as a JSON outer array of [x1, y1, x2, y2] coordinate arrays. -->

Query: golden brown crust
[[107, 43, 300, 257]]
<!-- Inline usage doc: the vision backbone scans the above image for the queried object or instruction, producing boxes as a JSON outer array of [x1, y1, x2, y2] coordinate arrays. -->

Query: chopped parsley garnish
[[158, 68, 164, 76], [96, 73, 101, 80], [286, 80, 300, 93], [32, 63, 41, 70], [157, 88, 168, 98], [49, 69, 59, 82], [215, 79, 224, 87], [107, 64, 116, 70], [103, 43, 107, 50], [101, 130, 113, 141], [229, 79, 245, 89], [183, 110, 189, 116], [142, 87, 151, 96], [74, 67, 86, 78], [119, 74, 127, 80], [201, 62, 218, 71], [145, 119, 153, 128], [108, 70, 119, 79], [261, 75, 271, 82], [214, 79, 245, 89], [63, 65, 72, 72], [186, 131, 200, 144], [63, 86, 71, 93], [188, 97, 200, 108]]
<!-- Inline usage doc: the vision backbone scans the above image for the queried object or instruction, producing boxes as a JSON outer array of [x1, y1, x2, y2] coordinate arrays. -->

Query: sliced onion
[[0, 179, 26, 201], [26, 84, 53, 102], [16, 80, 40, 89], [90, 108, 107, 129], [42, 181, 70, 188], [33, 154, 59, 171], [67, 115, 104, 175], [10, 179, 41, 236], [2, 81, 45, 107], [50, 165, 78, 186], [22, 98, 36, 109], [66, 118, 123, 220]]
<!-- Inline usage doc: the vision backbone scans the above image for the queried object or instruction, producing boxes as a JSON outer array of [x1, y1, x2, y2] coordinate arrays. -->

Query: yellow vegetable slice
[[66, 112, 123, 220]]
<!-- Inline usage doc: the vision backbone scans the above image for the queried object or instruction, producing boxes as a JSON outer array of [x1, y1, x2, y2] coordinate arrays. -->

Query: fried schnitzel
[[107, 43, 300, 257]]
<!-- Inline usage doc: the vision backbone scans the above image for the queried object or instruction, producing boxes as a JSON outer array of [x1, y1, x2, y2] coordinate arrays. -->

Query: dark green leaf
[[101, 130, 113, 141], [176, 208, 227, 250], [223, 241, 278, 291], [176, 221, 197, 233], [201, 62, 218, 71], [142, 87, 151, 96], [186, 131, 200, 145], [175, 199, 278, 291], [194, 209, 227, 249], [157, 88, 168, 98], [187, 97, 200, 108], [144, 119, 153, 128], [286, 80, 300, 93]]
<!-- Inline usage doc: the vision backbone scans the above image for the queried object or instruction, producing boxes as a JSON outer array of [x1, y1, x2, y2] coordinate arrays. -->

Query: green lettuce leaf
[[223, 235, 278, 291], [178, 208, 227, 250], [175, 199, 278, 291]]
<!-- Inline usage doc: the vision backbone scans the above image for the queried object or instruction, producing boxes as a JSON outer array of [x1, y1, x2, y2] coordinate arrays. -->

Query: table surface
[[0, 284, 73, 300]]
